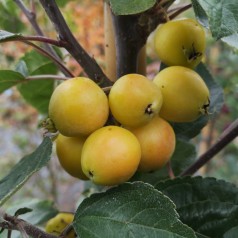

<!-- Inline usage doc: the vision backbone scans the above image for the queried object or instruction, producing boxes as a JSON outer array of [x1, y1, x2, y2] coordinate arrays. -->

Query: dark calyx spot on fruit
[[145, 104, 153, 115], [60, 218, 67, 225], [202, 98, 210, 115], [182, 43, 202, 62], [89, 170, 94, 177]]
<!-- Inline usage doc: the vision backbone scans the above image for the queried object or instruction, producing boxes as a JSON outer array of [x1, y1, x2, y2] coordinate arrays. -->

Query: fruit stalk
[[168, 3, 192, 20]]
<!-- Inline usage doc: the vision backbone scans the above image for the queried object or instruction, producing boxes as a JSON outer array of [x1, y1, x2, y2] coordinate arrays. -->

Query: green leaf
[[109, 0, 156, 15], [130, 169, 168, 186], [16, 50, 58, 114], [155, 177, 238, 209], [221, 34, 238, 49], [155, 177, 238, 237], [55, 0, 72, 7], [74, 182, 196, 238], [15, 60, 29, 77], [0, 137, 52, 206], [14, 207, 33, 217], [0, 49, 58, 113], [0, 70, 25, 93], [17, 68, 55, 114], [191, 0, 209, 27], [224, 226, 238, 238], [177, 201, 238, 238], [0, 30, 22, 42], [0, 1, 25, 32], [171, 116, 208, 140], [18, 50, 57, 74], [191, 0, 238, 40], [6, 199, 58, 225], [170, 139, 196, 175], [171, 63, 223, 140]]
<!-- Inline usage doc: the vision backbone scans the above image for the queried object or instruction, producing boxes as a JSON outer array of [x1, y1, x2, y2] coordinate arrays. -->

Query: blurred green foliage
[[201, 39, 238, 185]]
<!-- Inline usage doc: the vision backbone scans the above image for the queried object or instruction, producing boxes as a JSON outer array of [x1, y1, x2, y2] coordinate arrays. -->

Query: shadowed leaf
[[74, 182, 196, 238], [0, 137, 52, 206]]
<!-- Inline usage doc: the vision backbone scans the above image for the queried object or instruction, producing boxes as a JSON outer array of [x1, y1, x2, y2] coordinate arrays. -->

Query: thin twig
[[22, 40, 74, 77], [60, 223, 75, 238], [168, 4, 192, 20], [22, 35, 67, 47], [14, 0, 43, 36], [102, 86, 112, 93], [39, 0, 112, 86], [1, 34, 72, 76], [180, 118, 238, 176], [14, 0, 72, 77], [0, 213, 58, 238], [17, 222, 29, 238], [166, 161, 175, 179], [26, 75, 69, 81]]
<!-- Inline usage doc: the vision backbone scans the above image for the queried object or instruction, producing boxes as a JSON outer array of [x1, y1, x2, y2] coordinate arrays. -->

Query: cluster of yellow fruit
[[48, 18, 210, 187], [48, 74, 175, 186], [153, 18, 210, 122]]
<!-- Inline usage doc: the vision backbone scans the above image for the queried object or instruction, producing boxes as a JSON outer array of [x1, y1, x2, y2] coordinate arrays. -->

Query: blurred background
[[0, 0, 237, 214]]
